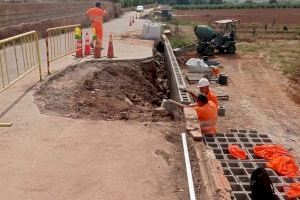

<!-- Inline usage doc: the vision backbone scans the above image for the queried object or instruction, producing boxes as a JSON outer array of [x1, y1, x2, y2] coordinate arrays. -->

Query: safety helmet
[[197, 78, 210, 88]]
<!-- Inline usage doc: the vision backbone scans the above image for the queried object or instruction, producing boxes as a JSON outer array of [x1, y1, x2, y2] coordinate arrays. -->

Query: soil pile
[[35, 59, 171, 121]]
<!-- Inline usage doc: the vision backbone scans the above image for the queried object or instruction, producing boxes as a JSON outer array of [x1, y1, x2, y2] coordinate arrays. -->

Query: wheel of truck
[[203, 46, 214, 56], [197, 46, 203, 54], [227, 45, 236, 54]]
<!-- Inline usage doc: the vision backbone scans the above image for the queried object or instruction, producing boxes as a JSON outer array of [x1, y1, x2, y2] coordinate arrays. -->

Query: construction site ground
[[0, 11, 189, 200], [180, 52, 300, 162]]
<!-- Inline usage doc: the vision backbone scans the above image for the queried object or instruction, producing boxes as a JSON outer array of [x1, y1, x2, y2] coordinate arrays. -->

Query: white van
[[136, 5, 144, 12]]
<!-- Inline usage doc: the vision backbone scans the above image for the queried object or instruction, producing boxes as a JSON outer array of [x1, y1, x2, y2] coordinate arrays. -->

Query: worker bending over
[[192, 94, 217, 134], [186, 78, 218, 107], [86, 2, 108, 47]]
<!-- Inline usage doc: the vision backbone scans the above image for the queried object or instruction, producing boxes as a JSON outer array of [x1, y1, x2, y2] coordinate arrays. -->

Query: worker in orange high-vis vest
[[185, 78, 218, 108], [191, 93, 217, 134], [86, 2, 108, 47]]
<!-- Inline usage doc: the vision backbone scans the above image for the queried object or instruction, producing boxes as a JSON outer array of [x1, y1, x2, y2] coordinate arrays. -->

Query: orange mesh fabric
[[285, 183, 300, 198], [254, 144, 299, 177], [266, 155, 299, 177], [229, 145, 247, 160], [254, 144, 290, 160]]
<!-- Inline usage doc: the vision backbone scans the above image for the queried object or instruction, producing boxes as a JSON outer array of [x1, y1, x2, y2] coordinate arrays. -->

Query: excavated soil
[[35, 58, 171, 122]]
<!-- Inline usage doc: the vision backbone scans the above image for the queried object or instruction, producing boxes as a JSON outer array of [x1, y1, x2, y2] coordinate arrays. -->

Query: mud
[[35, 58, 172, 122]]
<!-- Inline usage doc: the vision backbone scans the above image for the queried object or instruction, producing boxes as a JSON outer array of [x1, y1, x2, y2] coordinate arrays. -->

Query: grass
[[237, 40, 300, 75], [169, 35, 195, 48]]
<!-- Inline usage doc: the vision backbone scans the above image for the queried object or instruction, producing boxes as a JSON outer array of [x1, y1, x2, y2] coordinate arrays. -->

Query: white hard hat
[[197, 78, 210, 88]]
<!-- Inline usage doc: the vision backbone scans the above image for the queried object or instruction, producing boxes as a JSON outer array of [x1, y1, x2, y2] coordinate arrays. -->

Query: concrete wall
[[162, 34, 191, 104]]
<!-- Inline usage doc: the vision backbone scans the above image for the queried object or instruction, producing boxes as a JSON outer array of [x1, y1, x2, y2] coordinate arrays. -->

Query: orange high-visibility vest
[[207, 90, 218, 108], [193, 101, 217, 134], [86, 7, 107, 42]]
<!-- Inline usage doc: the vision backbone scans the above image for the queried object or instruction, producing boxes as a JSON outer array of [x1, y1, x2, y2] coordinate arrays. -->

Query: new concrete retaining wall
[[162, 34, 190, 104]]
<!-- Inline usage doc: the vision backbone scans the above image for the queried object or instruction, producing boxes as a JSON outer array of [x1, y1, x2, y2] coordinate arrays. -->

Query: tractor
[[194, 19, 239, 56]]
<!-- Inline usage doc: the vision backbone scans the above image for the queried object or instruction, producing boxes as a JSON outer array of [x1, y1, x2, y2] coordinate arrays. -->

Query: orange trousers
[[92, 23, 103, 45]]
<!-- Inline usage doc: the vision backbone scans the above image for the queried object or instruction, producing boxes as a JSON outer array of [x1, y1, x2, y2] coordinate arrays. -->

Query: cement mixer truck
[[194, 19, 238, 56]]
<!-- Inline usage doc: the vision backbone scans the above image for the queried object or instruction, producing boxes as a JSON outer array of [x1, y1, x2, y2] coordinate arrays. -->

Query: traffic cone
[[94, 39, 101, 58], [132, 17, 135, 23], [75, 39, 83, 58], [84, 32, 91, 56], [107, 33, 114, 58], [129, 18, 132, 26]]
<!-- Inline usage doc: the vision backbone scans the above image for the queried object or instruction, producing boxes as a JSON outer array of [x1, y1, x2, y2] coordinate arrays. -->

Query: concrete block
[[218, 106, 226, 116], [233, 192, 251, 200], [228, 163, 241, 168], [243, 143, 253, 148], [226, 133, 235, 137], [227, 138, 238, 142], [185, 120, 199, 131], [183, 107, 197, 120], [216, 133, 225, 137], [215, 154, 225, 160], [213, 149, 222, 154], [249, 129, 258, 134], [225, 175, 237, 183], [245, 168, 256, 175], [270, 176, 283, 184], [231, 168, 247, 176], [236, 176, 250, 183], [229, 128, 238, 133], [205, 137, 216, 143], [241, 162, 256, 169], [239, 137, 250, 142], [217, 137, 227, 143], [189, 130, 203, 141], [254, 162, 266, 168], [238, 129, 247, 133], [236, 133, 247, 138], [231, 184, 243, 192], [262, 138, 273, 143], [258, 134, 269, 138], [241, 184, 251, 192], [207, 143, 218, 148]]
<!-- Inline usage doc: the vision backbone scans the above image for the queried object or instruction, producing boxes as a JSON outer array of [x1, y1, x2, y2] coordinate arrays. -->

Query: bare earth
[[174, 8, 300, 25], [182, 52, 300, 161], [216, 54, 300, 161]]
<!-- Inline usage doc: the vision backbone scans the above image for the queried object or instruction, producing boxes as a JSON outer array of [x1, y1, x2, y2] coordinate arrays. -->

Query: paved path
[[0, 10, 187, 200]]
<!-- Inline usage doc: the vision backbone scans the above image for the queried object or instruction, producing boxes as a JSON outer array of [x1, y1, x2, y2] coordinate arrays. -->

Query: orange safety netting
[[254, 144, 290, 160], [229, 144, 247, 160], [253, 144, 299, 177], [285, 183, 300, 198], [266, 155, 299, 178]]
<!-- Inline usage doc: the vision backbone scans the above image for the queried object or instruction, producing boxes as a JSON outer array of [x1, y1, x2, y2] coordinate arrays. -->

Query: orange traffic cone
[[94, 39, 101, 58], [129, 18, 132, 26], [84, 32, 91, 56], [132, 17, 135, 23], [75, 39, 83, 58], [107, 33, 114, 58]]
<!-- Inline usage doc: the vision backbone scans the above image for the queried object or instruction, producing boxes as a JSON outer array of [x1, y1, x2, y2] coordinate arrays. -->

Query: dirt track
[[214, 54, 300, 161], [174, 8, 300, 25]]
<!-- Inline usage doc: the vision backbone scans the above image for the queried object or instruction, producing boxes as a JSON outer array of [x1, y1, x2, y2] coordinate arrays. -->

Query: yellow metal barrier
[[46, 24, 81, 74], [0, 31, 41, 93]]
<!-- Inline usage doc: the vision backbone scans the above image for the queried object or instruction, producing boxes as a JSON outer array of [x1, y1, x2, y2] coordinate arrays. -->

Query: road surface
[[0, 10, 188, 200]]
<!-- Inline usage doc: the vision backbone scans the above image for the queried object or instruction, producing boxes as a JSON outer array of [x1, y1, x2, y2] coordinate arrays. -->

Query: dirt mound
[[35, 59, 171, 121]]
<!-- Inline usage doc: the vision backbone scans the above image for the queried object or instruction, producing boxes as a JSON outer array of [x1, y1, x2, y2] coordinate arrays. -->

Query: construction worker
[[185, 78, 218, 107], [86, 2, 108, 47], [192, 93, 217, 134]]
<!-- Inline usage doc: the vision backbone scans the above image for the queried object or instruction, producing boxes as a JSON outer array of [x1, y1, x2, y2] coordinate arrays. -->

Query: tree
[[269, 0, 277, 4]]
